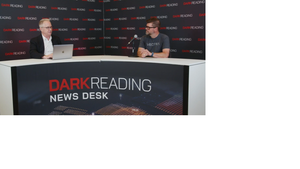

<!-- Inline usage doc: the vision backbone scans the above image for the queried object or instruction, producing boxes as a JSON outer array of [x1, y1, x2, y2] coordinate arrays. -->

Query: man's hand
[[140, 49, 151, 58], [42, 53, 53, 59]]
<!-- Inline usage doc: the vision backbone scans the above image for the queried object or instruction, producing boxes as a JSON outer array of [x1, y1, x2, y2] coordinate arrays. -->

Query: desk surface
[[0, 55, 205, 67]]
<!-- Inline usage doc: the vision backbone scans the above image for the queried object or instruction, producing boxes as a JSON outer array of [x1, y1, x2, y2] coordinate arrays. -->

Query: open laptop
[[52, 44, 74, 60]]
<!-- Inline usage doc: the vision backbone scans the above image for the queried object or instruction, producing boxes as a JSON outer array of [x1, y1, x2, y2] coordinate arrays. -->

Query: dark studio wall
[[0, 0, 205, 61]]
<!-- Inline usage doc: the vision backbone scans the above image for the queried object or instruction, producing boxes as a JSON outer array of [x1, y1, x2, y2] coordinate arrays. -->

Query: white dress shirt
[[42, 35, 53, 55]]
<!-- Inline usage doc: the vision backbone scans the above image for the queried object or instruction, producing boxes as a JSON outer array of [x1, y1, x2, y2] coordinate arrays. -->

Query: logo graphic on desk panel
[[15, 62, 186, 115]]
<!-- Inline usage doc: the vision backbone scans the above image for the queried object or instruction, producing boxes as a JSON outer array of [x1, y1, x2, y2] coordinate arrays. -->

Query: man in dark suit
[[30, 19, 61, 59]]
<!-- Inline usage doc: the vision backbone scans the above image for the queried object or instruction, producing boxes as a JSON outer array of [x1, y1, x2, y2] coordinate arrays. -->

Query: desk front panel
[[12, 61, 188, 115]]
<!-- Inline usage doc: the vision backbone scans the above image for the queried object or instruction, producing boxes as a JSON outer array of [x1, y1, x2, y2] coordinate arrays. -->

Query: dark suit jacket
[[29, 34, 62, 58]]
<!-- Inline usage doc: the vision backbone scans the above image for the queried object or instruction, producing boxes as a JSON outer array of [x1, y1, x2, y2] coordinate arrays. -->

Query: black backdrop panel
[[0, 0, 205, 61], [104, 0, 205, 59]]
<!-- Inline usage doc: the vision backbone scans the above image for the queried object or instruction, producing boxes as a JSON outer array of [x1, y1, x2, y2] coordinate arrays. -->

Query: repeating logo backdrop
[[104, 0, 205, 59], [0, 0, 205, 61], [0, 0, 104, 61]]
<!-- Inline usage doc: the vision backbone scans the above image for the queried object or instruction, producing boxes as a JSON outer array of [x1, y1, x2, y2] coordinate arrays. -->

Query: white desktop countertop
[[0, 55, 205, 67]]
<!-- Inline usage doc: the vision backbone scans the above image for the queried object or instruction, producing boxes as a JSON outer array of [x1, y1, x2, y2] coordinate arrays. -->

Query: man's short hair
[[39, 18, 51, 27], [146, 17, 161, 30]]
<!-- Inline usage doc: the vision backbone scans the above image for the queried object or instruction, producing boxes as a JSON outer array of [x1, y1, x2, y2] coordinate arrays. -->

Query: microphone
[[127, 34, 138, 45]]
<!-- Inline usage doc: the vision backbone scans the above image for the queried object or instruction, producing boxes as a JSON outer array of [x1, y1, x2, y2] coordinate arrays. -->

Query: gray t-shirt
[[139, 33, 170, 53]]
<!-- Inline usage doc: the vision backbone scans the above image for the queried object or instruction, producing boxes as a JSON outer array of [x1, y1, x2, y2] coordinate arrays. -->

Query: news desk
[[0, 55, 205, 115]]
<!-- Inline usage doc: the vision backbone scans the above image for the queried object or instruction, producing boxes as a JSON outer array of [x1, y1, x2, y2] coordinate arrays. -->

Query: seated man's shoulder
[[30, 35, 41, 42], [52, 34, 61, 42], [52, 34, 59, 38], [141, 34, 149, 39], [160, 33, 169, 38], [31, 35, 40, 39]]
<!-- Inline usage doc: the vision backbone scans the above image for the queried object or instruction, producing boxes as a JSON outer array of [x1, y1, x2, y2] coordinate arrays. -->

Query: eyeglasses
[[145, 26, 156, 29], [42, 26, 52, 29]]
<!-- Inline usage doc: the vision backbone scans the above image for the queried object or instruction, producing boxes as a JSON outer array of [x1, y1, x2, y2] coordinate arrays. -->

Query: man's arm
[[30, 39, 53, 59], [137, 47, 151, 58], [152, 48, 170, 58], [29, 38, 44, 59], [42, 53, 53, 59], [137, 47, 143, 57], [153, 34, 171, 58], [138, 47, 170, 58]]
